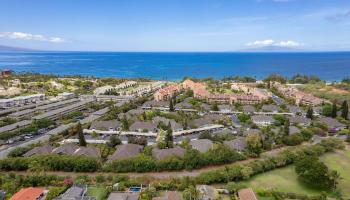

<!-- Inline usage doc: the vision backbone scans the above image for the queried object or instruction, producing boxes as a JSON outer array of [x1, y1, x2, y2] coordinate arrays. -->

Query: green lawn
[[239, 166, 323, 196], [87, 186, 109, 200], [238, 148, 350, 199], [321, 149, 350, 198]]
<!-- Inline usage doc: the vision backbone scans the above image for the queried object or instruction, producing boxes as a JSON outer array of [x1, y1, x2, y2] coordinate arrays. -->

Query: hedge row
[[103, 145, 246, 173], [195, 138, 344, 184], [0, 155, 100, 172], [257, 189, 327, 200]]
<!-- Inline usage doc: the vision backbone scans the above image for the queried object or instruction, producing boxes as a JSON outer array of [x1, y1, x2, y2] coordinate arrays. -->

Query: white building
[[57, 92, 75, 100], [0, 94, 45, 108]]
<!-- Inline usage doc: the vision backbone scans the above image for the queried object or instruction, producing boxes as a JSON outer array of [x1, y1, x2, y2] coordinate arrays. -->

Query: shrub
[[195, 139, 343, 185], [0, 155, 100, 172]]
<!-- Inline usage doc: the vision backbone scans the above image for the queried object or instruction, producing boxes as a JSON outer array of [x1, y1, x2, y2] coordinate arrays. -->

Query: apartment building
[[154, 84, 181, 101], [0, 94, 45, 109]]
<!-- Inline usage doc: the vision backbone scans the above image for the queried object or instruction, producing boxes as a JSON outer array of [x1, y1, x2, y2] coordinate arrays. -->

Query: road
[[0, 104, 115, 159]]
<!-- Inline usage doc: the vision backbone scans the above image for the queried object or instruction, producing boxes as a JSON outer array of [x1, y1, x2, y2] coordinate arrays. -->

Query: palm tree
[[329, 170, 341, 191], [183, 185, 200, 200]]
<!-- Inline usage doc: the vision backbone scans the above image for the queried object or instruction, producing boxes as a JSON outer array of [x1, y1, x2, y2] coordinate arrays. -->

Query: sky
[[0, 0, 350, 51]]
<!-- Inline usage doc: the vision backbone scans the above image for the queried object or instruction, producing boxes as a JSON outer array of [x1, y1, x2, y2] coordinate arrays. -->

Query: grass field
[[87, 186, 109, 200], [298, 83, 350, 103], [238, 148, 350, 199], [321, 149, 350, 198], [240, 166, 323, 196]]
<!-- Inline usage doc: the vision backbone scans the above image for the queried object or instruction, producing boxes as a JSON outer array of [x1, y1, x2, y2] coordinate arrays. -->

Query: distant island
[[241, 45, 306, 52], [0, 45, 37, 52]]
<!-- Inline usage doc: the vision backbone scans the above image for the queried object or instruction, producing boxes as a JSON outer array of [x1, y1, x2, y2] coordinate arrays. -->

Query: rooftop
[[10, 187, 45, 200]]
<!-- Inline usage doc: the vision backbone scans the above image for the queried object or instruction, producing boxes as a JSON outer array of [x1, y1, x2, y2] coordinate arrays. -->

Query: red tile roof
[[10, 187, 45, 200]]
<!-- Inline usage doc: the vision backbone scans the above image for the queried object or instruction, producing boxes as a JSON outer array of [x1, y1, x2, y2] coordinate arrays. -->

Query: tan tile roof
[[238, 188, 258, 200]]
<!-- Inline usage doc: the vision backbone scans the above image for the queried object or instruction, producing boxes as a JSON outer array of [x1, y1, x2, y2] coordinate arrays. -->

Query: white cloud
[[0, 32, 66, 43], [246, 39, 304, 47], [246, 39, 275, 47]]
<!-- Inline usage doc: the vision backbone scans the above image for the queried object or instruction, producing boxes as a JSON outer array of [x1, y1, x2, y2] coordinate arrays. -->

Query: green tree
[[107, 135, 121, 147], [77, 123, 86, 146], [331, 101, 337, 118], [329, 170, 341, 191], [211, 102, 219, 111], [246, 133, 263, 156], [284, 118, 290, 135], [173, 96, 177, 106], [341, 100, 349, 120], [237, 113, 250, 123], [322, 104, 333, 117], [306, 107, 314, 119], [169, 98, 175, 112], [140, 187, 156, 200], [121, 115, 129, 131], [295, 155, 334, 189], [165, 122, 174, 148], [183, 185, 200, 200], [226, 182, 247, 194]]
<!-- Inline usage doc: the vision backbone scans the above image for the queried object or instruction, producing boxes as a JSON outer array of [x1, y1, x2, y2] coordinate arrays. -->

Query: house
[[0, 94, 45, 108], [107, 192, 140, 200], [143, 100, 169, 108], [10, 187, 45, 200], [154, 84, 181, 101], [242, 105, 256, 114], [90, 120, 121, 131], [58, 92, 75, 100], [272, 83, 323, 106], [175, 101, 193, 109], [127, 109, 145, 116], [152, 147, 186, 161], [94, 85, 115, 95], [296, 93, 323, 106], [74, 147, 101, 158], [52, 144, 78, 155], [153, 116, 183, 132], [287, 105, 305, 116], [129, 121, 158, 133], [243, 129, 262, 136], [1, 69, 12, 77], [261, 105, 279, 113], [251, 115, 274, 126], [182, 79, 209, 99], [153, 117, 183, 132], [196, 185, 216, 200], [231, 94, 261, 105], [191, 118, 214, 128], [237, 188, 258, 200], [207, 94, 231, 104], [319, 117, 347, 130], [224, 137, 247, 152], [52, 144, 101, 158], [218, 105, 232, 113], [287, 116, 311, 126], [54, 185, 95, 200], [107, 144, 144, 162], [289, 126, 300, 135], [200, 103, 211, 111], [23, 144, 54, 157], [190, 139, 214, 153], [152, 191, 181, 200]]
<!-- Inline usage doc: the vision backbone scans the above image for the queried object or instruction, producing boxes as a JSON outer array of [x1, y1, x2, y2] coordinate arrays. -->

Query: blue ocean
[[0, 52, 349, 81]]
